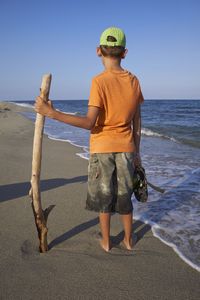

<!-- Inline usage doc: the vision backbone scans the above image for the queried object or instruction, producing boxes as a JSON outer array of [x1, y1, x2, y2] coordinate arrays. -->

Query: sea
[[12, 99, 200, 272]]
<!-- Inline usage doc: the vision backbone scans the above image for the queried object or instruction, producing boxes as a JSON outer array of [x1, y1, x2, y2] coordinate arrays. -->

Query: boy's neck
[[102, 56, 124, 72]]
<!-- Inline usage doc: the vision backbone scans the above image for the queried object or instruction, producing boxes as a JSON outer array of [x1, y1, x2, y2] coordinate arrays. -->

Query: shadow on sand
[[0, 176, 88, 202], [49, 218, 151, 250]]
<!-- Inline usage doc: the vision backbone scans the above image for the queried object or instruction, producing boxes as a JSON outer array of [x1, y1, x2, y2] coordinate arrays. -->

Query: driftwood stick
[[29, 74, 52, 253]]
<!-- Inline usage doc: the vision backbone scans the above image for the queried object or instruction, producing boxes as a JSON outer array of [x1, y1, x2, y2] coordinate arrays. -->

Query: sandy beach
[[0, 102, 199, 300]]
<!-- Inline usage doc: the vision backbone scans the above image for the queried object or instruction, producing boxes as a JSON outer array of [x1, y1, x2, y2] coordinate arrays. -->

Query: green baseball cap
[[100, 27, 126, 47]]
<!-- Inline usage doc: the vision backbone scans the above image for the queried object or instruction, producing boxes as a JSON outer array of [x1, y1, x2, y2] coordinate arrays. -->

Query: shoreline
[[0, 102, 199, 299], [5, 100, 200, 150], [2, 101, 200, 272]]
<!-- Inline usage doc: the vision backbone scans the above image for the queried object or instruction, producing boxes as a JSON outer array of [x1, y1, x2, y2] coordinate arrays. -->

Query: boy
[[35, 27, 144, 252]]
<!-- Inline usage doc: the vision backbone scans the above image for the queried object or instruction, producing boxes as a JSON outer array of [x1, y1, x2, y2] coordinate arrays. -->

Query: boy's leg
[[99, 212, 111, 252], [115, 153, 135, 250], [121, 212, 133, 250]]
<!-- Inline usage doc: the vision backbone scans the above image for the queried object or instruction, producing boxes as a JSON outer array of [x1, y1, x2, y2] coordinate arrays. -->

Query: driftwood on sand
[[29, 74, 54, 253]]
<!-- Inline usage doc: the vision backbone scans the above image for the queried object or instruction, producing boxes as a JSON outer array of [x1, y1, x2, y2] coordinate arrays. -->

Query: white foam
[[47, 135, 69, 143], [133, 166, 200, 273], [142, 128, 163, 138], [152, 227, 200, 272], [10, 102, 34, 109], [76, 153, 89, 160], [133, 212, 200, 273], [47, 135, 89, 160], [142, 128, 177, 142], [56, 109, 77, 115], [48, 135, 82, 148]]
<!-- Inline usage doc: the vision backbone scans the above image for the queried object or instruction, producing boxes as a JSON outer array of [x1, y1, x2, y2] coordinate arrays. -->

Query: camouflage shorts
[[86, 152, 135, 214]]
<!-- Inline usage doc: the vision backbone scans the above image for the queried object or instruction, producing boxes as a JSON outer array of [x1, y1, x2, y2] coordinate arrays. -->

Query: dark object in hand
[[133, 166, 148, 202]]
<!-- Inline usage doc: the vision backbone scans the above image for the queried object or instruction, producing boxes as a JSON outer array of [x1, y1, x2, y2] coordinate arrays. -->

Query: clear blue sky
[[0, 0, 200, 100]]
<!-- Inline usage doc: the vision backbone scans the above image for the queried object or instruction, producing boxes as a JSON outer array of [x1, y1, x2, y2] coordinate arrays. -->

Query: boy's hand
[[34, 96, 54, 118], [133, 153, 142, 167]]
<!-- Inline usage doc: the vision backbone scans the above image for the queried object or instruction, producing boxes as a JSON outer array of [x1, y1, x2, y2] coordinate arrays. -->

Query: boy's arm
[[35, 96, 100, 130], [132, 104, 142, 165]]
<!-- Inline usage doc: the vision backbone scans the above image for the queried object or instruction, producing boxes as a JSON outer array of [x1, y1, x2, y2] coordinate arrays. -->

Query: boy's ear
[[122, 48, 128, 59], [96, 47, 102, 57]]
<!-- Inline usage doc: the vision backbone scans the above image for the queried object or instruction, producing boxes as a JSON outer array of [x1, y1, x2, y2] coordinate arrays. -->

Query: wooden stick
[[29, 74, 53, 253]]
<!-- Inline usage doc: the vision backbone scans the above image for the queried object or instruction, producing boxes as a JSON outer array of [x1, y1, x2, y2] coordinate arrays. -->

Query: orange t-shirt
[[88, 69, 144, 153]]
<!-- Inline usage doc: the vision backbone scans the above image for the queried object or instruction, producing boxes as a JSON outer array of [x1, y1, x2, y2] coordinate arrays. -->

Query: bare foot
[[100, 240, 111, 252], [122, 238, 133, 250]]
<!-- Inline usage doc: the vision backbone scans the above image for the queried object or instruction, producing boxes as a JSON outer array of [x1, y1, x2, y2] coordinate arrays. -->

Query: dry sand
[[0, 102, 199, 300]]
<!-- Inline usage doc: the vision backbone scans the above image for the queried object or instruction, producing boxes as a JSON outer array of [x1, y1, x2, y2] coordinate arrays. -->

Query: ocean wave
[[47, 135, 82, 148], [76, 152, 89, 160], [133, 167, 200, 273], [10, 102, 78, 115], [56, 110, 78, 115], [10, 102, 34, 109], [47, 134, 89, 159], [133, 213, 200, 272], [142, 128, 177, 142], [152, 227, 200, 272]]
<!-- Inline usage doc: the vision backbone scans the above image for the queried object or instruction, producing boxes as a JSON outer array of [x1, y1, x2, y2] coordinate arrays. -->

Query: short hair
[[100, 35, 125, 58]]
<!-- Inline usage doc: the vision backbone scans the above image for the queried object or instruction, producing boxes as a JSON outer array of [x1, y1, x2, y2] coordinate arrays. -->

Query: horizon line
[[1, 98, 200, 102]]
